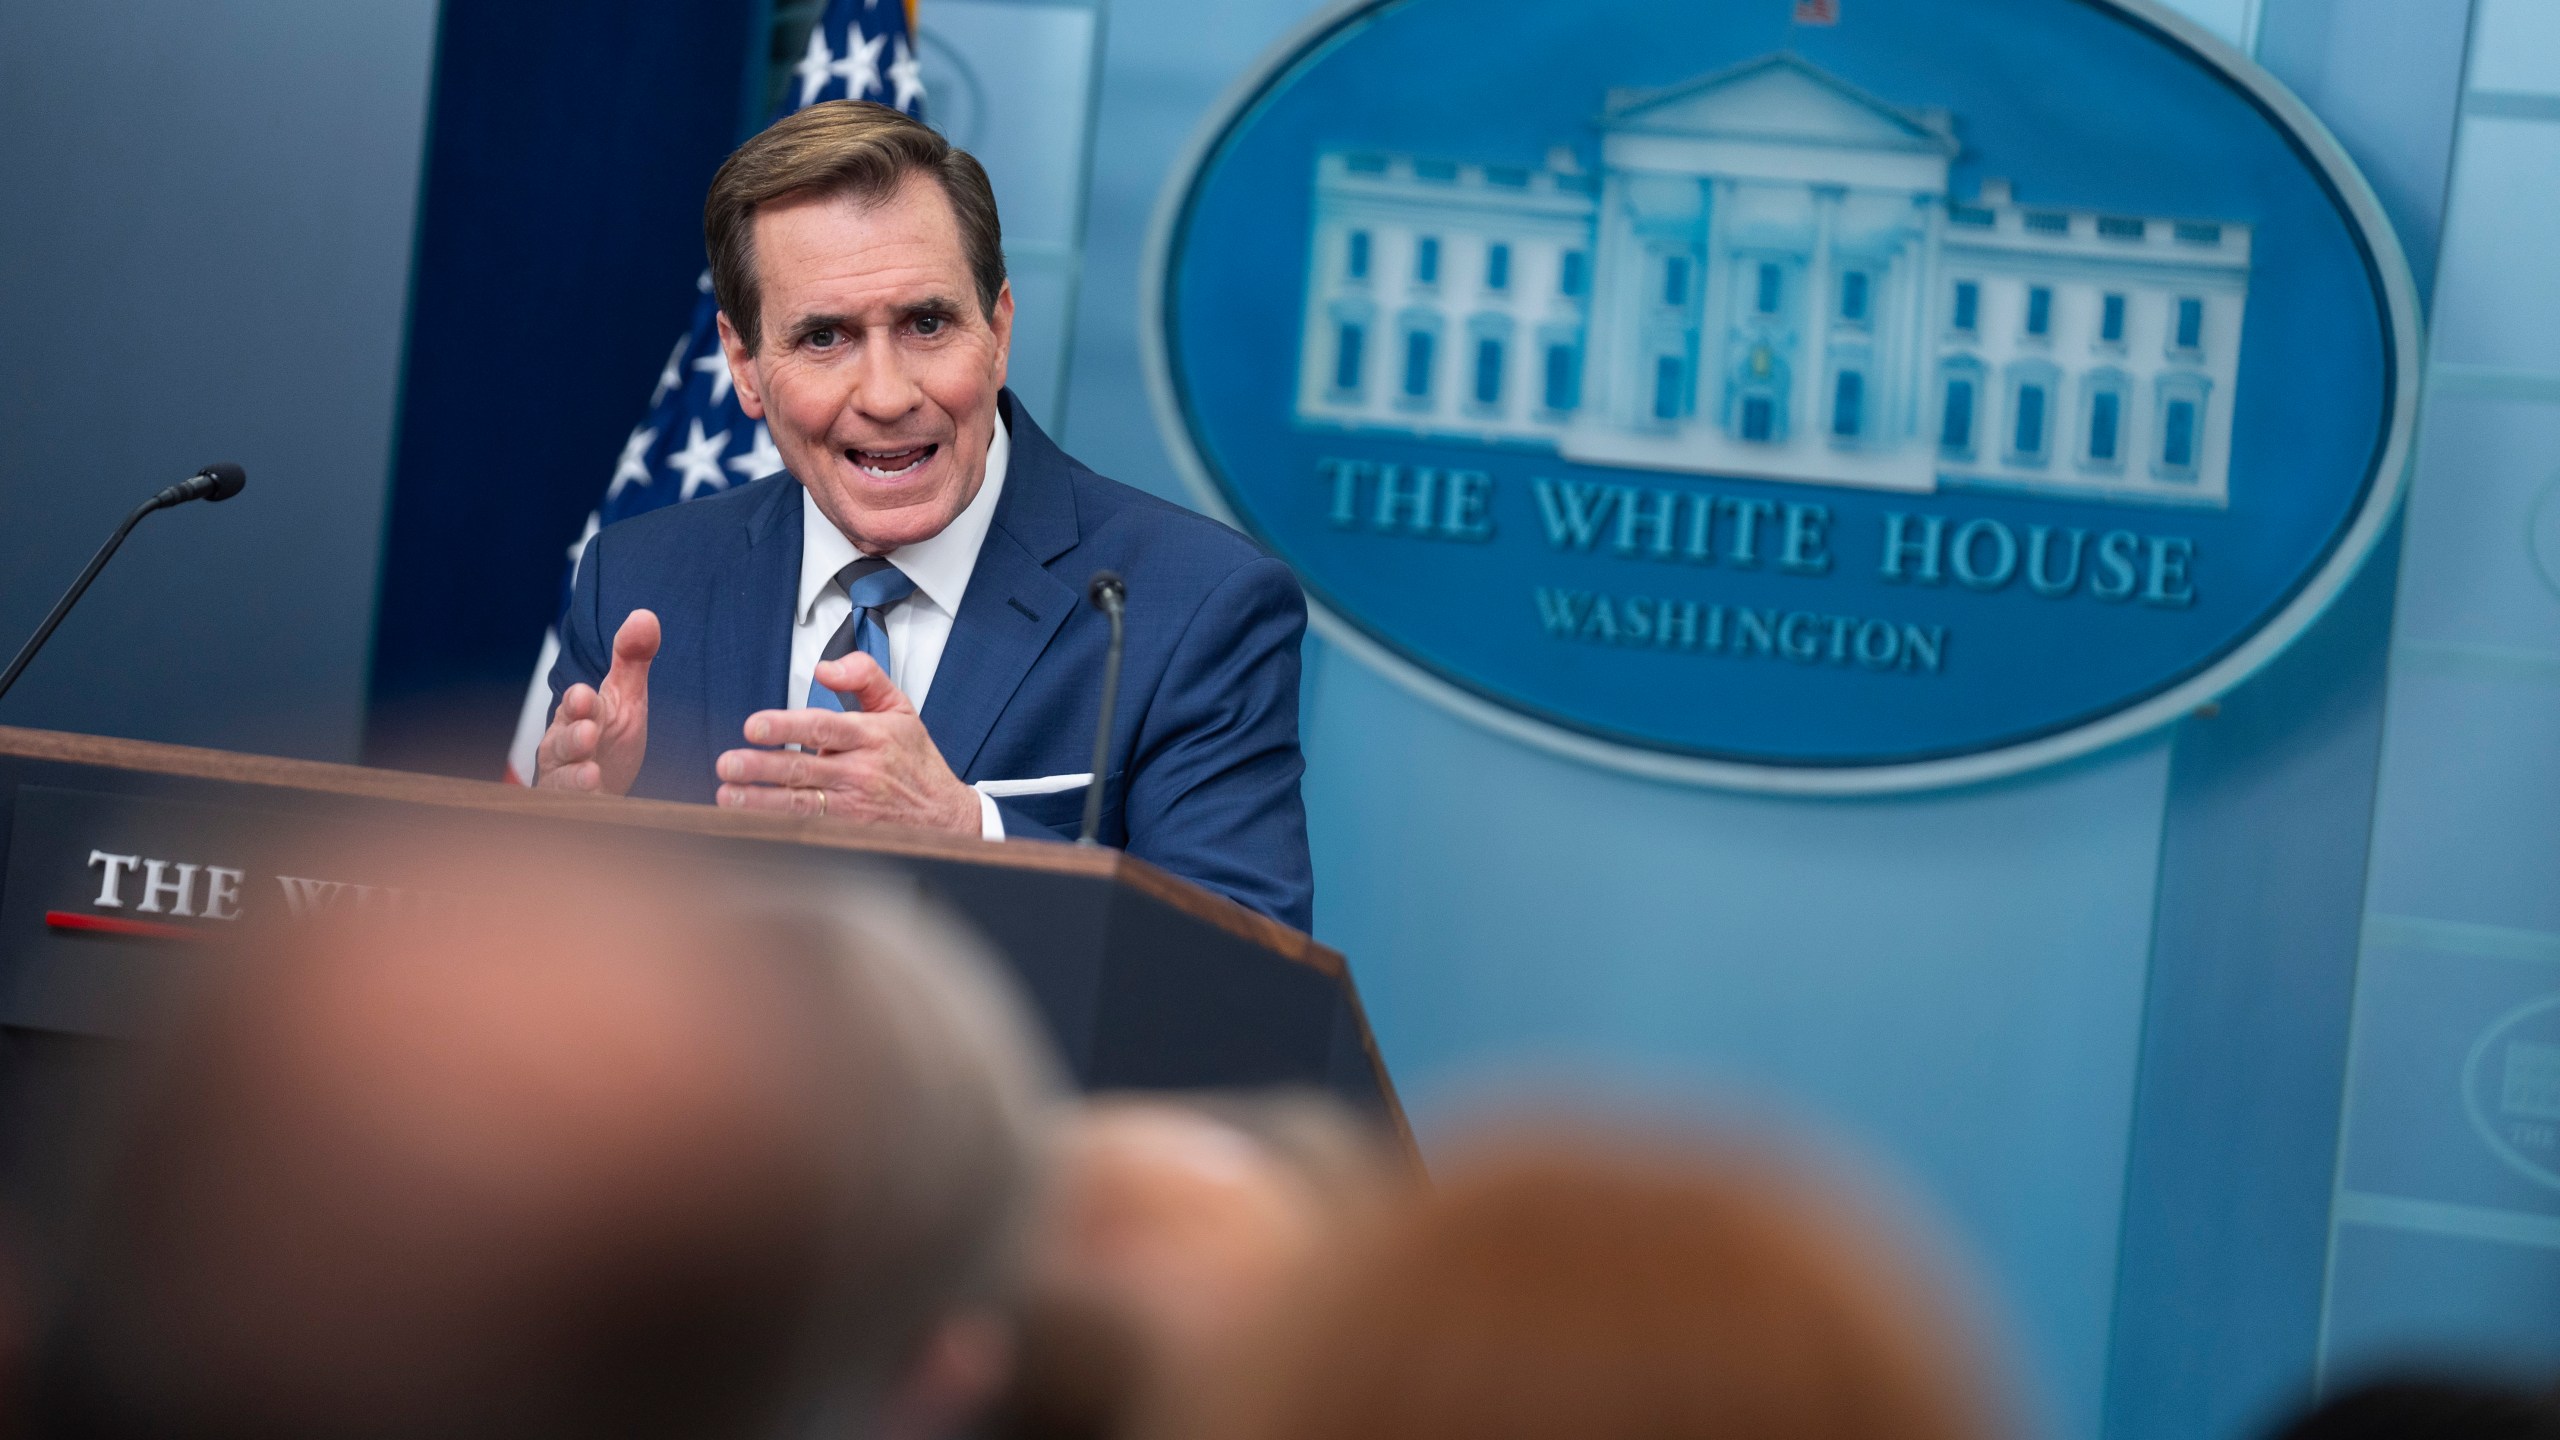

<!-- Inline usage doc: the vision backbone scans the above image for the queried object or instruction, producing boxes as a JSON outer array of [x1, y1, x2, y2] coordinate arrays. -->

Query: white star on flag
[[650, 335, 688, 406], [727, 423, 784, 482], [888, 37, 925, 114], [794, 25, 838, 108], [833, 24, 887, 101], [605, 423, 658, 500], [566, 510, 600, 566], [668, 419, 733, 500], [693, 350, 738, 407]]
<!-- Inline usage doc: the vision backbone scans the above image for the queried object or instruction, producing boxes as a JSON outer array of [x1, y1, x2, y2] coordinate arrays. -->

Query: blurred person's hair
[[22, 836, 1058, 1440], [2264, 1376, 2560, 1440], [1160, 1127, 2010, 1440], [1180, 1087, 1411, 1223], [985, 1090, 1402, 1440], [705, 98, 1007, 349], [739, 871, 1061, 1423]]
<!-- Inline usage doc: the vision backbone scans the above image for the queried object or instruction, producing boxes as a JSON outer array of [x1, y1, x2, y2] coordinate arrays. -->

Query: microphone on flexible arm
[[0, 463, 248, 705], [1078, 570, 1127, 846]]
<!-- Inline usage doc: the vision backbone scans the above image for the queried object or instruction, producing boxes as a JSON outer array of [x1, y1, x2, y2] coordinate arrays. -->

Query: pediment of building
[[1605, 53, 1957, 155]]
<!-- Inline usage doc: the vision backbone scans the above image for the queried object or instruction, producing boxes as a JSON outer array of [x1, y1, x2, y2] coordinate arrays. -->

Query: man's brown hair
[[705, 99, 1006, 352], [1165, 1131, 2011, 1440]]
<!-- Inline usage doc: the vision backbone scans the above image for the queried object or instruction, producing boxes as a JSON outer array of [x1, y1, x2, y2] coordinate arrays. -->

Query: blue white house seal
[[1143, 0, 2420, 793]]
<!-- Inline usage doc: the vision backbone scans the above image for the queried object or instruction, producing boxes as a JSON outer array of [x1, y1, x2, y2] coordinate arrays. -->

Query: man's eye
[[913, 315, 943, 336], [806, 327, 840, 348]]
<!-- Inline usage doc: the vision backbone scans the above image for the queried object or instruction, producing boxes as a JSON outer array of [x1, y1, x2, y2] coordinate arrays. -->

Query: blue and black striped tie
[[808, 556, 916, 711]]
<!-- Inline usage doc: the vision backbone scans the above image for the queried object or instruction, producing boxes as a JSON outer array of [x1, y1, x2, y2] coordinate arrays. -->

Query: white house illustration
[[1293, 54, 2251, 508]]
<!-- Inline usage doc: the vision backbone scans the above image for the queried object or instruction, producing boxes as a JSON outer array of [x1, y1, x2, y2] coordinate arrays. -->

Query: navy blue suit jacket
[[549, 393, 1314, 932]]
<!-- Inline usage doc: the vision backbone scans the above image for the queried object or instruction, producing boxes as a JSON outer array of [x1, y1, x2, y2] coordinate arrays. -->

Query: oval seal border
[[2463, 992, 2560, 1195], [1141, 0, 2422, 795]]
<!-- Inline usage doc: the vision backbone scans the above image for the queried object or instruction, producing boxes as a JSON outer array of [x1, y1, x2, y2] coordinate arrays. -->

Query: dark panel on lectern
[[900, 858, 1115, 1079], [1087, 890, 1343, 1099], [1324, 992, 1387, 1114]]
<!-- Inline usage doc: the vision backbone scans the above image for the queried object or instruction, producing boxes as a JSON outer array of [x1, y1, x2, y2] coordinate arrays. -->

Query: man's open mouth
[[848, 444, 936, 479]]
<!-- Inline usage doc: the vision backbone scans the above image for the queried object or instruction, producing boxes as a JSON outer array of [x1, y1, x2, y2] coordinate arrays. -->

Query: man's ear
[[880, 1311, 1013, 1440], [987, 282, 1014, 394], [715, 311, 768, 420]]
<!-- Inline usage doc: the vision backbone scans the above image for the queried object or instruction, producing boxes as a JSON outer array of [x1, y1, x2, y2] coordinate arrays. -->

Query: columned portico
[[1563, 54, 1957, 491], [1292, 52, 2252, 511]]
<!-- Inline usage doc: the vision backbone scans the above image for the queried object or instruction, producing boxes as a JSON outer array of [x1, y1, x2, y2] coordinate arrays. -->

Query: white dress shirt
[[787, 416, 1011, 839]]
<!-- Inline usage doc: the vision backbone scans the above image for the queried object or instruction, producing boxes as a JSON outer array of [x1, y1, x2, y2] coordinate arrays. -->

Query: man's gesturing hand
[[535, 609, 659, 795], [714, 652, 982, 835]]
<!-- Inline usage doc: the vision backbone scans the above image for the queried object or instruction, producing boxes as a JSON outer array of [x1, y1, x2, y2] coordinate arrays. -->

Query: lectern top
[[0, 726, 1340, 978]]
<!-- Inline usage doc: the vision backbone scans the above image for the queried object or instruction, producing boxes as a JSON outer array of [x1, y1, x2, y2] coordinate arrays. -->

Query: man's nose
[[846, 338, 924, 426]]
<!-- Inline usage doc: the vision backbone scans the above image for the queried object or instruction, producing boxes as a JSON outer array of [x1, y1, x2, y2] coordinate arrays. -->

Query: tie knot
[[837, 556, 916, 611]]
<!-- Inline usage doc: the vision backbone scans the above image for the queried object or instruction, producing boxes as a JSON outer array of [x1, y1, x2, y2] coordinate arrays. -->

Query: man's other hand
[[713, 653, 981, 835], [536, 610, 659, 795]]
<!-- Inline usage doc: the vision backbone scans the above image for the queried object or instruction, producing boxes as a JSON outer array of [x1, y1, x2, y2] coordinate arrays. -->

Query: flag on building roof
[[1793, 0, 1839, 23], [504, 0, 927, 783]]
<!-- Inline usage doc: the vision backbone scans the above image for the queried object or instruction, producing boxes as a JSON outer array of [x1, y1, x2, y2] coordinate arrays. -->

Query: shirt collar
[[796, 412, 1010, 624]]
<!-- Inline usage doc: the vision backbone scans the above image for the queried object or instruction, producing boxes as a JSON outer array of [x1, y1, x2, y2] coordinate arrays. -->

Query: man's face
[[720, 175, 1012, 554]]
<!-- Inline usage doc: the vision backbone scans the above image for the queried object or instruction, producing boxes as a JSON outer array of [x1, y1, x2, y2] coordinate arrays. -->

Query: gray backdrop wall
[[0, 0, 439, 760]]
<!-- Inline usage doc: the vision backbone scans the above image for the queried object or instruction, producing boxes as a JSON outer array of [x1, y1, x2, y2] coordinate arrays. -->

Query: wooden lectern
[[0, 727, 1399, 1127]]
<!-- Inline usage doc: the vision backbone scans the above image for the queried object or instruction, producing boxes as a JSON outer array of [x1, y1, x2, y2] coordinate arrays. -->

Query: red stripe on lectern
[[44, 911, 202, 942]]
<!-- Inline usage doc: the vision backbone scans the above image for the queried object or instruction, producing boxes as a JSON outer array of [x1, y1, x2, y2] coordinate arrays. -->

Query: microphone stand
[[0, 466, 247, 705], [1079, 572, 1127, 845]]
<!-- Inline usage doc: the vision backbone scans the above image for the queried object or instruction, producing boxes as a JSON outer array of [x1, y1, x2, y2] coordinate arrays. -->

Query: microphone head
[[196, 463, 247, 501], [1086, 570, 1125, 609]]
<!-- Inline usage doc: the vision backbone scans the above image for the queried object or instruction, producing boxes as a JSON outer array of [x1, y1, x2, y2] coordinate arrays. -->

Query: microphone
[[0, 464, 249, 705], [154, 461, 248, 508], [1078, 570, 1126, 846]]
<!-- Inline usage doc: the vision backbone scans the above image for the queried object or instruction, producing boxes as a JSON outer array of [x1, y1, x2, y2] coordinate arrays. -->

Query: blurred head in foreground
[[987, 1092, 1401, 1440], [1164, 1127, 2009, 1440], [27, 838, 1058, 1440], [2265, 1376, 2560, 1440]]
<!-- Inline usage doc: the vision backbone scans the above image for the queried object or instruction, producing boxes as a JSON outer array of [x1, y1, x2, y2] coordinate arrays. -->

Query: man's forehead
[[753, 178, 967, 293]]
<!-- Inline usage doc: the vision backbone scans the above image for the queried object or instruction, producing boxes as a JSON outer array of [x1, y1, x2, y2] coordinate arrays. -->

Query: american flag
[[505, 0, 928, 782], [1793, 0, 1839, 22]]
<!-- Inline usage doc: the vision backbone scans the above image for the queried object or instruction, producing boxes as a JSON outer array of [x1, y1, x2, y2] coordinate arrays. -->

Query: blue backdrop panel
[[2321, 0, 2560, 1384], [2102, 534, 2403, 1440], [2323, 1225, 2560, 1376], [1300, 648, 2172, 1436], [2102, 6, 2473, 1436], [364, 0, 763, 775]]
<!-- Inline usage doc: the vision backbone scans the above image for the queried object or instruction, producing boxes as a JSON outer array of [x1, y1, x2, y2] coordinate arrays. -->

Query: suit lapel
[[922, 392, 1081, 779], [704, 477, 801, 759]]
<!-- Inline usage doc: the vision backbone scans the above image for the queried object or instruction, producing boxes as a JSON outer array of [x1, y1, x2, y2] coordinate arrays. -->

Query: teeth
[[851, 445, 931, 479]]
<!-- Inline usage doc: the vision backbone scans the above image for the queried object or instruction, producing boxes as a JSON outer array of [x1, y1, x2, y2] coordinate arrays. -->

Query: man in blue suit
[[535, 101, 1312, 932]]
